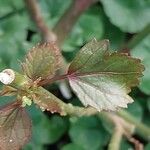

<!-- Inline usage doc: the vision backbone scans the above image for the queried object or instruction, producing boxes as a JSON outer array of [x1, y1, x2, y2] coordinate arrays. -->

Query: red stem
[[39, 74, 68, 86]]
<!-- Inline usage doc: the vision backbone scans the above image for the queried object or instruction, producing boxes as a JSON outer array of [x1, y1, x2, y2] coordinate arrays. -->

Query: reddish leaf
[[0, 101, 32, 150], [22, 43, 62, 81], [68, 39, 144, 111]]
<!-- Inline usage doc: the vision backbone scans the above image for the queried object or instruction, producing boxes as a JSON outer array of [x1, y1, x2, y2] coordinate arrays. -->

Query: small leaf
[[32, 87, 62, 114], [22, 43, 61, 81], [0, 101, 32, 150], [68, 39, 144, 111], [0, 86, 17, 96]]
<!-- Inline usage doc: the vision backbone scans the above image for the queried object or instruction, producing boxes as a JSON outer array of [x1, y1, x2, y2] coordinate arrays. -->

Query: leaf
[[69, 116, 109, 150], [102, 14, 125, 50], [0, 86, 17, 96], [62, 5, 104, 52], [0, 101, 32, 150], [131, 35, 150, 94], [32, 87, 62, 114], [68, 39, 144, 111], [22, 43, 61, 81], [126, 101, 143, 121], [101, 0, 150, 33], [61, 143, 85, 150], [24, 105, 68, 149]]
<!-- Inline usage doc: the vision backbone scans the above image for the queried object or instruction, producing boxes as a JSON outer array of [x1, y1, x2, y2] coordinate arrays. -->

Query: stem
[[121, 24, 150, 52], [39, 74, 68, 86], [61, 103, 97, 116], [108, 126, 123, 150], [24, 0, 56, 42], [53, 0, 96, 45], [118, 110, 150, 141], [127, 24, 150, 49]]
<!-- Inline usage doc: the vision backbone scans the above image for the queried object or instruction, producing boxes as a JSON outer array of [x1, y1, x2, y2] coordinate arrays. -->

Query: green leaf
[[148, 98, 150, 112], [45, 115, 68, 144], [62, 6, 104, 52], [145, 143, 150, 150], [101, 0, 150, 33], [126, 101, 143, 121], [0, 101, 32, 150], [23, 143, 44, 150], [69, 116, 109, 150], [68, 39, 144, 111], [22, 43, 61, 81], [120, 138, 133, 150], [0, 0, 24, 17], [24, 106, 68, 148], [131, 35, 150, 94], [38, 0, 72, 27], [102, 14, 125, 50], [61, 143, 84, 150]]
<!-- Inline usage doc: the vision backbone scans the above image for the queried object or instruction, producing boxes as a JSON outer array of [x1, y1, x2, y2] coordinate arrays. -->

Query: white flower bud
[[0, 69, 15, 85]]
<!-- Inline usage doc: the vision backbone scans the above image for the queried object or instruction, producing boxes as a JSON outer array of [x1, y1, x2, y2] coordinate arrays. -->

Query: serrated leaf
[[68, 39, 144, 111], [101, 0, 150, 33], [0, 101, 32, 150], [32, 87, 62, 114], [22, 43, 61, 81]]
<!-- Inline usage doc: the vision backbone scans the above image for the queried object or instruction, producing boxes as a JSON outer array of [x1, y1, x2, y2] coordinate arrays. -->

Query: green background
[[0, 0, 150, 149]]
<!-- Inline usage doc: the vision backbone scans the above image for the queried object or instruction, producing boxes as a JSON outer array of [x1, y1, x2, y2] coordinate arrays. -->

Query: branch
[[121, 24, 150, 53], [98, 112, 135, 150], [24, 0, 56, 42], [61, 103, 97, 116], [53, 0, 96, 45], [127, 24, 150, 49], [2, 69, 150, 142], [117, 110, 150, 141], [108, 125, 123, 150]]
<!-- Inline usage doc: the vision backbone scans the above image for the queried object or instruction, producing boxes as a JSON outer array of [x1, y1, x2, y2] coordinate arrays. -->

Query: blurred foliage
[[0, 0, 150, 150]]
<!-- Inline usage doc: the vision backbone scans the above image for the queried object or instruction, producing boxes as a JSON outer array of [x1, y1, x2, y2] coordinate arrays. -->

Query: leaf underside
[[32, 87, 62, 114], [68, 39, 144, 111], [0, 101, 32, 150], [22, 43, 61, 81]]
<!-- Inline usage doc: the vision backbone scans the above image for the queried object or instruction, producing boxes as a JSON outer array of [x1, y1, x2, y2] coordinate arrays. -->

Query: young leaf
[[22, 43, 61, 81], [68, 39, 144, 111], [0, 86, 17, 96], [32, 87, 62, 114], [0, 101, 32, 150]]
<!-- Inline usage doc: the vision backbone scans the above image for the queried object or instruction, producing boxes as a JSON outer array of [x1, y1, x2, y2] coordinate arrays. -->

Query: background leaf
[[23, 105, 68, 150], [62, 5, 104, 52], [101, 0, 150, 33], [68, 39, 144, 111], [61, 143, 84, 150], [69, 116, 109, 150]]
